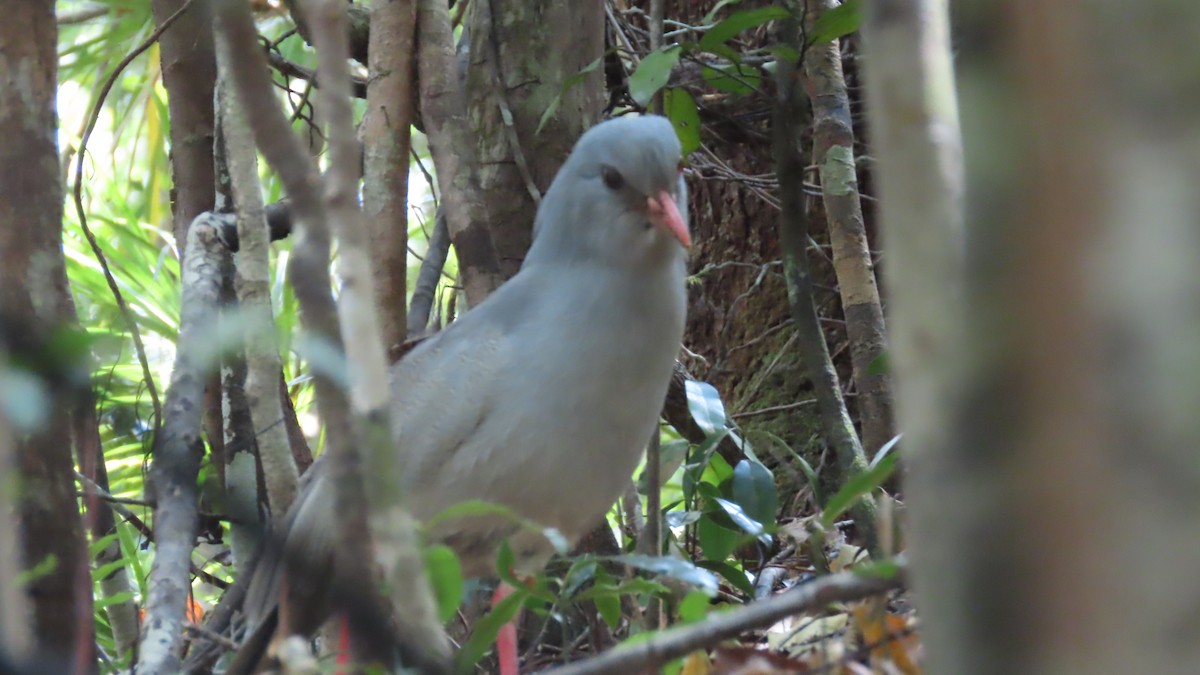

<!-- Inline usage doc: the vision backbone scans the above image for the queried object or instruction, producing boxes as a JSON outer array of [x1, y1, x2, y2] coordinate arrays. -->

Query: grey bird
[[235, 114, 690, 674]]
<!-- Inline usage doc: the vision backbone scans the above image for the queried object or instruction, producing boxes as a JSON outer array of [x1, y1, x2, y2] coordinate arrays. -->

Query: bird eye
[[601, 166, 624, 191]]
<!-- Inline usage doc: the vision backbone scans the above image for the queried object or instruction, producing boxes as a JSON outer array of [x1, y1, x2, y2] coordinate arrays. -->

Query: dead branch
[[540, 562, 906, 675]]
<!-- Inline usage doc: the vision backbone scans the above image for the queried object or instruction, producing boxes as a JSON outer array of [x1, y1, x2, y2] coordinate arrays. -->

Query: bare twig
[[71, 0, 197, 437], [408, 208, 451, 336], [731, 399, 819, 420], [541, 563, 906, 675]]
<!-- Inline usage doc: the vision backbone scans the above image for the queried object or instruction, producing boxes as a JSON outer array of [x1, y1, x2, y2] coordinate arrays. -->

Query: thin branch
[[802, 0, 895, 456], [137, 214, 226, 673], [306, 0, 449, 667], [217, 33, 300, 518], [541, 563, 906, 675], [731, 399, 819, 420], [408, 207, 451, 336], [773, 7, 879, 556]]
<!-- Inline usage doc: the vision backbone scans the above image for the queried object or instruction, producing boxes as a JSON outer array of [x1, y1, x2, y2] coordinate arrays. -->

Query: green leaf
[[702, 64, 760, 95], [853, 557, 904, 580], [810, 0, 863, 45], [595, 593, 621, 629], [17, 554, 58, 585], [496, 540, 516, 579], [713, 497, 769, 542], [698, 515, 738, 562], [611, 554, 719, 594], [424, 499, 524, 530], [573, 577, 671, 603], [453, 586, 529, 674], [700, 453, 734, 486], [664, 510, 703, 528], [93, 557, 135, 582], [424, 545, 464, 623], [88, 532, 120, 559], [699, 7, 792, 52], [732, 458, 778, 528], [821, 453, 898, 529], [537, 55, 605, 134], [696, 559, 756, 596], [628, 46, 682, 107], [702, 0, 745, 24], [94, 591, 135, 611], [562, 558, 598, 599], [678, 589, 711, 623], [662, 88, 701, 155], [684, 379, 728, 436], [870, 434, 903, 468], [866, 349, 890, 376]]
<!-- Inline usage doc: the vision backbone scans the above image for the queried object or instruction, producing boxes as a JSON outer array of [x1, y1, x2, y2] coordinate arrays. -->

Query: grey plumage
[[240, 114, 689, 654]]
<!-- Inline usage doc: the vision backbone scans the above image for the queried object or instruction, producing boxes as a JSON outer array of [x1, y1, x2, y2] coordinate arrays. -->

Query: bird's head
[[527, 115, 690, 268]]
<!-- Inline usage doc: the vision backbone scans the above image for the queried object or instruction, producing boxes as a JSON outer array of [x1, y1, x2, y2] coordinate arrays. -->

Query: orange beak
[[647, 191, 691, 249]]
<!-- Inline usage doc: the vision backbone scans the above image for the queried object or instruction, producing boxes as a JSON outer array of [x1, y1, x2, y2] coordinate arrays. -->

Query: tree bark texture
[[150, 0, 218, 253], [465, 0, 606, 278], [773, 20, 878, 555], [416, 0, 503, 306], [364, 0, 418, 348], [802, 0, 895, 457], [138, 216, 225, 673], [0, 1, 95, 667]]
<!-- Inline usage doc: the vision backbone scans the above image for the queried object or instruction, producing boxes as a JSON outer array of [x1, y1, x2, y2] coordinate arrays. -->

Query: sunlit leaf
[[713, 497, 768, 542], [17, 554, 58, 585], [698, 515, 738, 562], [611, 554, 719, 594], [684, 379, 727, 435]]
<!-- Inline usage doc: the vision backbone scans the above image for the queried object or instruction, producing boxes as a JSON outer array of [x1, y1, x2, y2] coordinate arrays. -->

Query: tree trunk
[[465, 0, 606, 277], [0, 1, 95, 667], [802, 0, 894, 458]]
